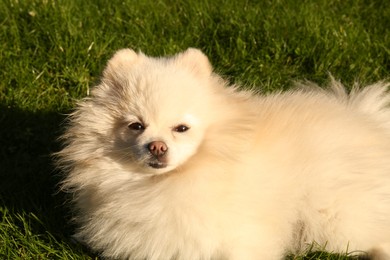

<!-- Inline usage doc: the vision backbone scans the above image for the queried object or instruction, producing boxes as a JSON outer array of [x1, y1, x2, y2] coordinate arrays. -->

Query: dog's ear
[[175, 48, 213, 76], [103, 49, 139, 85]]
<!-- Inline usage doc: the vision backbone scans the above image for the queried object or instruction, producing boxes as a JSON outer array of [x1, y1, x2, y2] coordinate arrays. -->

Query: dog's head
[[98, 48, 221, 174]]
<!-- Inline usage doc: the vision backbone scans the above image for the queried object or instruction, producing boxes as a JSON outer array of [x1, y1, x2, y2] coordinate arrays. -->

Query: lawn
[[0, 0, 388, 259]]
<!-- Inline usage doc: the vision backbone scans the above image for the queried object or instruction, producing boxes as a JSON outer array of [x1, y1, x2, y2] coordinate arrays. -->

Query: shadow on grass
[[0, 103, 92, 256]]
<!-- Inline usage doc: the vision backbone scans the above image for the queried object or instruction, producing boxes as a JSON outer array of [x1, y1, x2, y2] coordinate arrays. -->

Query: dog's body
[[57, 49, 390, 259]]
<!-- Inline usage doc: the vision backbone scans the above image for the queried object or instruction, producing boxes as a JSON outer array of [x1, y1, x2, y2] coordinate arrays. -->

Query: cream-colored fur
[[57, 48, 390, 260]]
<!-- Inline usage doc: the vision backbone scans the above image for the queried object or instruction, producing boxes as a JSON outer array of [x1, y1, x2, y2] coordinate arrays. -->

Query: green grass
[[0, 0, 388, 258]]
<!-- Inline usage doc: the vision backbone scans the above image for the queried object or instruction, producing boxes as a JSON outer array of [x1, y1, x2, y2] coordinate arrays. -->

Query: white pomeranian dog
[[57, 48, 390, 260]]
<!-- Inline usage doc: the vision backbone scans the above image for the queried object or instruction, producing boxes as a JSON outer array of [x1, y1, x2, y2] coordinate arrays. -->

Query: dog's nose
[[148, 141, 168, 157]]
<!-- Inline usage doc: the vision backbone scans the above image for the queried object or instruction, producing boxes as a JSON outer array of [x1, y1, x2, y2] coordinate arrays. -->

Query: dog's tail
[[329, 77, 390, 130]]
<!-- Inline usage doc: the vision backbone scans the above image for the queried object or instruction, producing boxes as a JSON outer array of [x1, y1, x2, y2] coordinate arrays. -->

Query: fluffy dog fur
[[57, 48, 390, 260]]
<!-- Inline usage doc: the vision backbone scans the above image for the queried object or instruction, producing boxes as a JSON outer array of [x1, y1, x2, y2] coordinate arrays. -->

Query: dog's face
[[115, 103, 206, 174], [102, 48, 217, 174]]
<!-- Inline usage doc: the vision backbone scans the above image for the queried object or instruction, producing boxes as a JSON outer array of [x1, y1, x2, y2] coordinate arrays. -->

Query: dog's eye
[[128, 122, 145, 131], [173, 124, 190, 133]]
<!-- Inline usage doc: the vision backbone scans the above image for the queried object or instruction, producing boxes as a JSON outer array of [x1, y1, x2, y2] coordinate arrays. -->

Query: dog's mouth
[[148, 161, 167, 169]]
